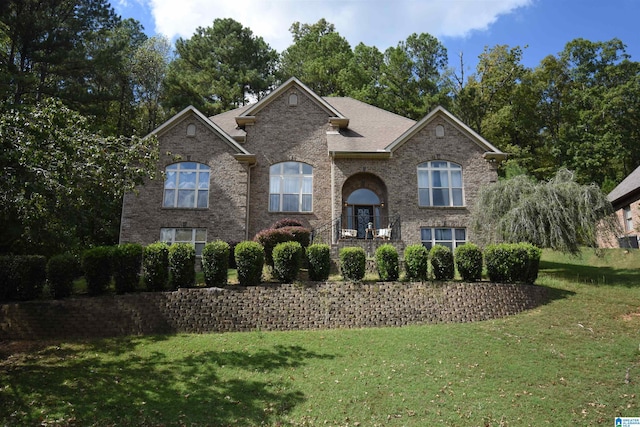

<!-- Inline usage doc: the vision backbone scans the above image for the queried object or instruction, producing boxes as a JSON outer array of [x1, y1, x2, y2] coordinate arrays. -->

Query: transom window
[[421, 227, 466, 250], [417, 161, 464, 207], [269, 161, 313, 212], [160, 228, 207, 256], [163, 162, 210, 208]]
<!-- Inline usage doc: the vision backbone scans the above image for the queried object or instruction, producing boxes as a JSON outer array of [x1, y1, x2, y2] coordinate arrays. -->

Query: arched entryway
[[342, 173, 388, 239]]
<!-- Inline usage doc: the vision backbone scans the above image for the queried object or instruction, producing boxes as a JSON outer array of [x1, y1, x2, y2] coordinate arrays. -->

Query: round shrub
[[235, 241, 264, 286], [430, 245, 454, 281], [0, 255, 47, 301], [404, 244, 429, 281], [168, 243, 196, 289], [112, 243, 143, 294], [82, 246, 113, 296], [201, 241, 230, 287], [454, 243, 483, 282], [307, 243, 331, 281], [272, 241, 303, 283], [339, 247, 366, 282], [143, 242, 169, 291], [485, 243, 541, 284], [375, 244, 399, 281], [46, 253, 79, 299]]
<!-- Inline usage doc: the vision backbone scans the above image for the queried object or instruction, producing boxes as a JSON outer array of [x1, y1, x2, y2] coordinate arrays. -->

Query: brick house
[[604, 165, 640, 248], [119, 77, 506, 255]]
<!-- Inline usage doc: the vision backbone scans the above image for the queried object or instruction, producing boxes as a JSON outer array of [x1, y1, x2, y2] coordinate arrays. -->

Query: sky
[[112, 0, 640, 75]]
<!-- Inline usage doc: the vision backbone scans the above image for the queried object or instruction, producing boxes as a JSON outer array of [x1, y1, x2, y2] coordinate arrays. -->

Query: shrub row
[[338, 242, 540, 284]]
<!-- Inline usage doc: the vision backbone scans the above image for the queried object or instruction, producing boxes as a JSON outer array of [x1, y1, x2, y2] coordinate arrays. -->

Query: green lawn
[[1, 249, 639, 426]]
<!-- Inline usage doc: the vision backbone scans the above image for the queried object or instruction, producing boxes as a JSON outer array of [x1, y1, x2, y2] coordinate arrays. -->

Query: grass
[[2, 248, 639, 426]]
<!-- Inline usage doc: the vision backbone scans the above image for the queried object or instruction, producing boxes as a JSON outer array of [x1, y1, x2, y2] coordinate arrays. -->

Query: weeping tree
[[470, 169, 619, 254]]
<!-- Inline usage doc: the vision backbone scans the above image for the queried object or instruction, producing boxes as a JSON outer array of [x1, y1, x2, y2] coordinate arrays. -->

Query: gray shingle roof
[[608, 165, 640, 206]]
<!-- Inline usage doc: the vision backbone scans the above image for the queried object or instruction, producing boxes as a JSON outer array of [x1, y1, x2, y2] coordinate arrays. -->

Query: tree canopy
[[470, 170, 618, 254]]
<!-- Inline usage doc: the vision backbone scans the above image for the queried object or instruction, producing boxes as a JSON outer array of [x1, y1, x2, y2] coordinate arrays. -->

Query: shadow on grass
[[0, 337, 334, 426], [540, 260, 640, 288]]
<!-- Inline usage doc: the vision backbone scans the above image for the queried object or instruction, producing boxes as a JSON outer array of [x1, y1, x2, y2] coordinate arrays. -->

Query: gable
[[151, 105, 255, 163], [385, 106, 506, 161], [608, 165, 640, 208]]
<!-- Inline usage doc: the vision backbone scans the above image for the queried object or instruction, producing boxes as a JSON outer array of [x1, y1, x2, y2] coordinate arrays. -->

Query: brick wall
[[0, 282, 547, 341]]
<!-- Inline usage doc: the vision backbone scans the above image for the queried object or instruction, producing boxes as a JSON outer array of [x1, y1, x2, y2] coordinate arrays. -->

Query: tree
[[279, 19, 353, 96], [338, 42, 384, 106], [163, 18, 277, 116], [378, 33, 449, 119], [470, 170, 618, 254], [0, 99, 158, 255]]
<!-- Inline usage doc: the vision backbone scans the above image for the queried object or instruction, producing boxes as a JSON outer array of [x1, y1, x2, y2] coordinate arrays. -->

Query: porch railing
[[311, 214, 401, 244]]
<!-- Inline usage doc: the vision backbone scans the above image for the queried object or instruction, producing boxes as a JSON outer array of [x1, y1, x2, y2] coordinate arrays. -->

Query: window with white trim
[[269, 161, 313, 212], [160, 228, 207, 256], [417, 161, 464, 206], [623, 205, 633, 232], [421, 227, 466, 250], [163, 162, 210, 208]]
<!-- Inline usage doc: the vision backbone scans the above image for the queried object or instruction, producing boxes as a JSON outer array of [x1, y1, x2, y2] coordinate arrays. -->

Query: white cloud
[[147, 0, 533, 52]]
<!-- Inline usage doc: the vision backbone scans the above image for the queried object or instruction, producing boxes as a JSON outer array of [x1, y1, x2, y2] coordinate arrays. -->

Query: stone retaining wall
[[0, 282, 548, 341]]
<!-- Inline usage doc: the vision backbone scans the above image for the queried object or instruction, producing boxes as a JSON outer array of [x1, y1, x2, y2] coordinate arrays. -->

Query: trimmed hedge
[[201, 241, 230, 287], [235, 241, 264, 286], [339, 247, 366, 282], [46, 253, 79, 299], [112, 243, 143, 294], [0, 255, 47, 301], [272, 241, 303, 283], [454, 243, 483, 282], [485, 242, 541, 284], [254, 226, 311, 266], [375, 244, 399, 281], [143, 242, 169, 291], [404, 244, 429, 281], [168, 243, 196, 289], [82, 246, 113, 296], [430, 245, 455, 281], [306, 243, 331, 281], [272, 218, 304, 229]]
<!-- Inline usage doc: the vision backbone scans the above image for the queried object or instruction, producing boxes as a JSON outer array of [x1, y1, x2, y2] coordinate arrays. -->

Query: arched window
[[417, 161, 464, 207], [163, 162, 210, 208], [269, 161, 313, 212]]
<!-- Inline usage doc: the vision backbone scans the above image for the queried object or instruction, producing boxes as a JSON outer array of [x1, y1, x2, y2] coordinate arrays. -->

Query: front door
[[355, 206, 373, 239]]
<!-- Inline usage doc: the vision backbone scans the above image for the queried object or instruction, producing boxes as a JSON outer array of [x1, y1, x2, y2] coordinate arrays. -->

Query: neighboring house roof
[[608, 165, 640, 208]]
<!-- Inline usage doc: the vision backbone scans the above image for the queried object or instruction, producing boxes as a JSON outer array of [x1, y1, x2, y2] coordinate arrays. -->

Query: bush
[[168, 243, 196, 289], [254, 225, 312, 266], [272, 241, 303, 283], [430, 245, 455, 281], [485, 243, 542, 284], [82, 246, 113, 296], [254, 228, 295, 266], [143, 242, 169, 291], [339, 247, 366, 281], [272, 218, 304, 229], [307, 243, 331, 281], [112, 243, 143, 294], [454, 243, 483, 282], [375, 244, 399, 281], [201, 241, 230, 287], [235, 241, 264, 286], [0, 255, 47, 301], [404, 244, 429, 281], [46, 253, 79, 299]]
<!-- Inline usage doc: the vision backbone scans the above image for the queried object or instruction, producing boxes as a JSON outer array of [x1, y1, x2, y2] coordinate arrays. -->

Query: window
[[417, 161, 464, 207], [269, 161, 313, 212], [163, 162, 210, 208], [160, 228, 207, 256], [421, 227, 466, 250], [624, 205, 633, 232]]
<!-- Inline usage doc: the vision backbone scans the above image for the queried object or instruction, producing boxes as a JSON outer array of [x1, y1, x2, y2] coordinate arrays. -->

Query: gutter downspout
[[245, 162, 256, 240]]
